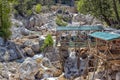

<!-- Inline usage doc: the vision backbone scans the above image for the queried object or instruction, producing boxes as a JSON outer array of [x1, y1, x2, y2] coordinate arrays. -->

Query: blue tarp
[[89, 32, 120, 41], [57, 25, 104, 31]]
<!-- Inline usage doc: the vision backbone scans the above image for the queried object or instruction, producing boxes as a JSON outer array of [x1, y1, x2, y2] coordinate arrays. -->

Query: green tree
[[41, 34, 54, 53], [35, 4, 42, 14], [112, 0, 120, 25], [55, 15, 68, 26], [14, 0, 35, 17], [13, 0, 55, 17], [77, 0, 120, 28], [0, 0, 12, 41]]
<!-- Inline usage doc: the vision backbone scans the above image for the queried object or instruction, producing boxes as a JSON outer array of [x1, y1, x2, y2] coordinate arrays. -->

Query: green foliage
[[77, 0, 120, 28], [0, 0, 12, 41], [77, 0, 84, 13], [44, 34, 53, 46], [56, 16, 68, 26], [14, 0, 35, 17], [13, 0, 76, 17], [0, 29, 12, 40], [35, 4, 42, 14], [62, 15, 72, 23], [13, 0, 55, 17], [26, 9, 32, 16], [41, 34, 54, 51]]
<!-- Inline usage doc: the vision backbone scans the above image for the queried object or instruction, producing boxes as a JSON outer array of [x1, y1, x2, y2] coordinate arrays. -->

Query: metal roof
[[89, 32, 120, 41], [56, 25, 104, 31]]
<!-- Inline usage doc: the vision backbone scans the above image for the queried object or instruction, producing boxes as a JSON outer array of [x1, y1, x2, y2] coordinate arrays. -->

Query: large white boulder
[[19, 58, 38, 80]]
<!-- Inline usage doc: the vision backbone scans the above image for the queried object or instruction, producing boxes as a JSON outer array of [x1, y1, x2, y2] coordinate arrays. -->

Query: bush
[[26, 10, 32, 16], [35, 4, 42, 13], [55, 17, 67, 26], [0, 0, 11, 41], [41, 34, 54, 52], [0, 29, 12, 41], [62, 16, 72, 23]]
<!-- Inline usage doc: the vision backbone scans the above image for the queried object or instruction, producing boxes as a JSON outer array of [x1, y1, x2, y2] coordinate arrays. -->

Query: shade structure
[[89, 32, 120, 41], [56, 25, 104, 31]]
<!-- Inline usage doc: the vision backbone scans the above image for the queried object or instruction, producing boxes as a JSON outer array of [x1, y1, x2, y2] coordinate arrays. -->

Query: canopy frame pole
[[103, 41, 115, 60]]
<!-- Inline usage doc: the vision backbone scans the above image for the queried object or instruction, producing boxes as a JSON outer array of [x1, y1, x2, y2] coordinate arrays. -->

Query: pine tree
[[0, 0, 12, 41]]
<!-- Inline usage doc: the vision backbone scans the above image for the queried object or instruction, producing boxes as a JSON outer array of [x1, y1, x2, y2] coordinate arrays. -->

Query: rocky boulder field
[[0, 7, 119, 80]]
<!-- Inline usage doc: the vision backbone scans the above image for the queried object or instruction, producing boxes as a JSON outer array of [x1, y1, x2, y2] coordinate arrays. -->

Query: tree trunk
[[112, 0, 120, 25]]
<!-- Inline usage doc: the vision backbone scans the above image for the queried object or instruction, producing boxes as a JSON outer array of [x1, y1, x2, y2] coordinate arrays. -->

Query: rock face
[[56, 9, 73, 23], [8, 49, 19, 60], [64, 57, 79, 79], [26, 14, 48, 30], [0, 47, 6, 61], [19, 58, 38, 80], [0, 62, 20, 80], [53, 68, 63, 77], [24, 47, 34, 57], [64, 51, 88, 79], [7, 41, 23, 60], [11, 55, 63, 80], [64, 51, 78, 79], [41, 58, 52, 68], [22, 40, 35, 48], [0, 37, 4, 46], [20, 27, 30, 36], [72, 14, 102, 25], [45, 51, 61, 62], [0, 42, 22, 62], [91, 18, 102, 25], [73, 14, 86, 23], [10, 26, 23, 40], [40, 57, 63, 78], [10, 18, 25, 40], [31, 44, 40, 52], [62, 11, 73, 23], [33, 56, 63, 79]]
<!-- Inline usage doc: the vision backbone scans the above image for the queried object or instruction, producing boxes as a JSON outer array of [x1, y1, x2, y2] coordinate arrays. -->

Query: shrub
[[41, 34, 54, 52], [0, 0, 12, 41], [62, 16, 72, 23], [26, 10, 32, 16], [35, 4, 42, 13], [0, 29, 12, 41], [55, 17, 67, 26]]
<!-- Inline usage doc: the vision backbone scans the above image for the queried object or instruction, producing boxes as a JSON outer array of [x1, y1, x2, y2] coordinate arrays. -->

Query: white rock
[[19, 58, 38, 80], [20, 27, 30, 36]]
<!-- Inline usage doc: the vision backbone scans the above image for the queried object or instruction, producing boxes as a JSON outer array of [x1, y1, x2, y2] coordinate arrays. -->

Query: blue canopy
[[89, 32, 120, 41], [56, 25, 104, 31]]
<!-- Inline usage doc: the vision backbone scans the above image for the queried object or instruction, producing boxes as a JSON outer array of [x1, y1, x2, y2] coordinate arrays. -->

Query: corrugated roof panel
[[56, 25, 104, 31], [89, 32, 120, 41]]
